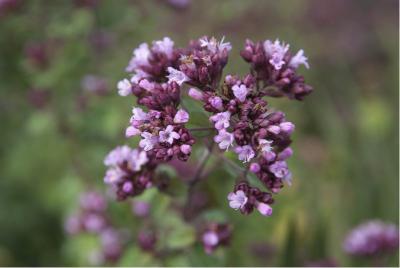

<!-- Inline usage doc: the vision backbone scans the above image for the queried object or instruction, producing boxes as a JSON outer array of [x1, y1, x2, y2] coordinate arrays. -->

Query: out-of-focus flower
[[137, 229, 157, 252], [227, 181, 274, 216], [27, 88, 51, 109], [81, 75, 109, 95], [343, 220, 399, 257], [103, 145, 156, 200], [201, 223, 232, 254], [132, 201, 150, 217], [117, 79, 132, 96]]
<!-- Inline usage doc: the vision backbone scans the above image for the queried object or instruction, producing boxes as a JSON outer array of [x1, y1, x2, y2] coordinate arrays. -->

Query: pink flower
[[126, 43, 150, 72], [104, 145, 132, 166], [104, 168, 125, 184], [210, 111, 231, 130], [214, 129, 234, 150], [130, 107, 149, 127], [117, 79, 131, 96], [289, 49, 309, 69], [258, 139, 273, 153], [152, 37, 174, 59], [269, 161, 291, 185], [159, 125, 180, 144], [128, 149, 148, 171], [264, 39, 289, 70], [232, 84, 248, 102], [227, 190, 248, 210], [166, 67, 189, 85], [235, 145, 255, 163], [173, 109, 189, 123], [199, 36, 232, 53], [139, 132, 158, 151]]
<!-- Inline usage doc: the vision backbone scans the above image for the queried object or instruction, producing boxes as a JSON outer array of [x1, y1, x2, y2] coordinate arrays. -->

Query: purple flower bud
[[202, 231, 219, 248], [83, 213, 106, 233], [209, 96, 223, 110], [122, 181, 133, 193], [280, 122, 295, 134], [256, 202, 273, 216], [180, 144, 192, 154], [138, 230, 157, 252], [125, 126, 140, 137], [188, 87, 203, 100], [267, 125, 280, 135], [263, 151, 276, 162], [249, 162, 261, 173], [277, 147, 293, 160]]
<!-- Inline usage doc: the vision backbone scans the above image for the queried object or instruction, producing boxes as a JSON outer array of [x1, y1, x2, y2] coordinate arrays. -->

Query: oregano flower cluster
[[105, 36, 312, 217]]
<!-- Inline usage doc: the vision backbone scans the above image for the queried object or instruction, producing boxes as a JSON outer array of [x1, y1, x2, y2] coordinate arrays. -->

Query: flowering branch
[[102, 35, 313, 253]]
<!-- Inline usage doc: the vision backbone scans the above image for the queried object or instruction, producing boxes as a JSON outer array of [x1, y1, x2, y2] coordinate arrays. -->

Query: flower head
[[289, 49, 309, 69], [227, 190, 248, 210], [159, 125, 180, 144], [263, 39, 289, 70], [126, 43, 150, 72], [235, 145, 255, 163], [232, 84, 248, 102], [173, 109, 189, 124], [214, 129, 234, 151], [269, 161, 290, 179], [210, 111, 231, 130], [139, 132, 158, 151], [152, 37, 174, 59], [167, 67, 189, 85], [117, 79, 131, 96], [199, 36, 232, 53], [343, 220, 399, 257], [258, 139, 273, 153]]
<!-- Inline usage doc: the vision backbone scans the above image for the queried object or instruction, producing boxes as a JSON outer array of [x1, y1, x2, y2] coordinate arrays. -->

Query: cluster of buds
[[107, 36, 312, 220], [103, 145, 157, 200], [117, 37, 195, 163], [343, 220, 399, 257], [64, 191, 125, 263], [227, 181, 274, 216], [184, 37, 311, 216], [201, 223, 232, 254], [240, 39, 312, 100]]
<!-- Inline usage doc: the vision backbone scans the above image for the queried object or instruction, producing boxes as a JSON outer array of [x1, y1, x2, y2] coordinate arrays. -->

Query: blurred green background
[[0, 0, 398, 266]]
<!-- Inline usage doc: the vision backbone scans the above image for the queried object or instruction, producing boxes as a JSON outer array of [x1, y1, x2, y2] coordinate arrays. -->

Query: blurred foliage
[[0, 0, 398, 266]]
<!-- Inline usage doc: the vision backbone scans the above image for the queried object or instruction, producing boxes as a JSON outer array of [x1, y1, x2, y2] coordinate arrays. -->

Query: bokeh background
[[0, 0, 398, 266]]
